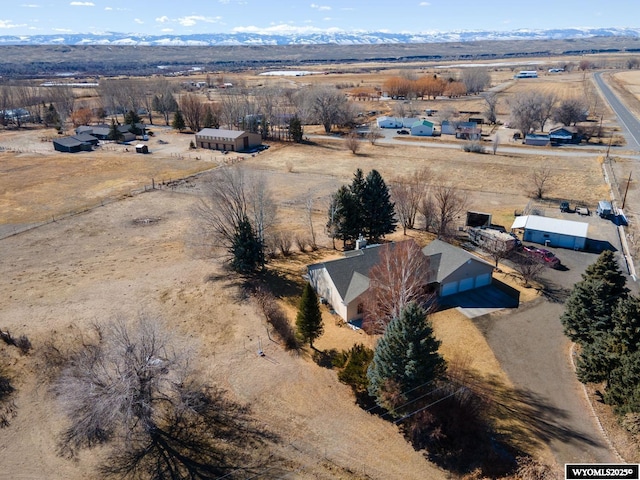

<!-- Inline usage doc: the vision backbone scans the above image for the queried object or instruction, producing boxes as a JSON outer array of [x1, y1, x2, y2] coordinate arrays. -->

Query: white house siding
[[376, 117, 402, 128], [307, 266, 347, 320], [410, 121, 434, 136]]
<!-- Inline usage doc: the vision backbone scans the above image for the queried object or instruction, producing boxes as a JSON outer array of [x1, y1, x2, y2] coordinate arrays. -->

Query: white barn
[[511, 215, 588, 250]]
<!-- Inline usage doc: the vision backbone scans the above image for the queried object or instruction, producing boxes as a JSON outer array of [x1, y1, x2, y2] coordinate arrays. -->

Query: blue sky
[[1, 0, 634, 36]]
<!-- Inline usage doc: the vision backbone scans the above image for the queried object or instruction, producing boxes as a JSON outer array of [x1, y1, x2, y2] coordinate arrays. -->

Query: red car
[[523, 245, 561, 268]]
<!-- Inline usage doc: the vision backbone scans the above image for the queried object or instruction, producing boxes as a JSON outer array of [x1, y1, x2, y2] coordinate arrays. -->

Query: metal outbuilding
[[511, 215, 588, 250]]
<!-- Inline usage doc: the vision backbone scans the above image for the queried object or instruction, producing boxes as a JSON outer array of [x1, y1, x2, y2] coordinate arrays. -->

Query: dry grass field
[[0, 57, 632, 478]]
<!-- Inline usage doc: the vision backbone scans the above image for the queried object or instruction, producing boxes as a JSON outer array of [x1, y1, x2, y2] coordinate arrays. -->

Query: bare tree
[[391, 168, 431, 235], [460, 67, 491, 94], [538, 92, 556, 132], [432, 183, 469, 239], [363, 241, 435, 334], [367, 125, 382, 145], [305, 194, 318, 250], [511, 252, 547, 287], [54, 314, 278, 478], [508, 91, 542, 136], [194, 167, 275, 265], [309, 86, 350, 133], [531, 163, 552, 199], [483, 92, 499, 124], [180, 93, 205, 132], [345, 131, 361, 154], [152, 80, 179, 126], [552, 97, 588, 126]]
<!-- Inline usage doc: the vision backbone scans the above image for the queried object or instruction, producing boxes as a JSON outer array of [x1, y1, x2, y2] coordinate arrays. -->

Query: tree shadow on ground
[[478, 373, 602, 453], [537, 278, 572, 303], [410, 367, 602, 476]]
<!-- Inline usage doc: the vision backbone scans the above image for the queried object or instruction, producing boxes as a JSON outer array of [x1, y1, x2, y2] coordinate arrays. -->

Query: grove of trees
[[561, 251, 640, 416], [327, 168, 396, 247]]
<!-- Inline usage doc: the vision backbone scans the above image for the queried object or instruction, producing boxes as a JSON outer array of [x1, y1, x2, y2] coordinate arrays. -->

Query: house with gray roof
[[307, 239, 494, 323], [421, 239, 494, 296]]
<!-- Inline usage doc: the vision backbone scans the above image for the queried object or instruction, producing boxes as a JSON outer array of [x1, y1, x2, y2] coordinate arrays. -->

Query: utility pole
[[622, 171, 632, 210]]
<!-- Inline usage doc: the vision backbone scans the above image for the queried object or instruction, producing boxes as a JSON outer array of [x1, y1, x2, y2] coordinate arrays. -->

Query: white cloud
[[69, 1, 95, 6], [52, 27, 73, 32], [20, 4, 40, 7], [161, 28, 173, 32], [0, 20, 27, 29], [323, 17, 332, 21], [104, 6, 112, 10], [177, 15, 222, 27], [419, 1, 430, 5], [310, 3, 331, 11], [134, 18, 143, 24], [155, 16, 169, 23]]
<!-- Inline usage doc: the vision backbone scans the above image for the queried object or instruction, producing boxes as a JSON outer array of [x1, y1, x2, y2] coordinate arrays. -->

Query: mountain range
[[1, 27, 639, 47]]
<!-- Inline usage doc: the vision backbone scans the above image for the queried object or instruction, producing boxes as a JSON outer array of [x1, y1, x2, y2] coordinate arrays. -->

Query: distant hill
[[1, 27, 639, 46], [1, 29, 639, 79]]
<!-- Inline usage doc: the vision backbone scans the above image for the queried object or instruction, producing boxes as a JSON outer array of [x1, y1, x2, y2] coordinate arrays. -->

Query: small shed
[[410, 119, 434, 136], [135, 144, 149, 154], [376, 116, 402, 129], [511, 215, 588, 250], [524, 133, 551, 146]]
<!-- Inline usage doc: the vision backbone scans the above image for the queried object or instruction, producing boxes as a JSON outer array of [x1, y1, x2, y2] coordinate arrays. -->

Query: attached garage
[[511, 215, 588, 251], [422, 240, 495, 297], [441, 281, 459, 296]]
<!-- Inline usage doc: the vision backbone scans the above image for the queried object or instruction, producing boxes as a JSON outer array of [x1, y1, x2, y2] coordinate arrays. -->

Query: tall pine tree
[[361, 169, 396, 242], [367, 302, 446, 415], [561, 251, 628, 344], [172, 110, 186, 132], [295, 283, 324, 347], [230, 215, 263, 274]]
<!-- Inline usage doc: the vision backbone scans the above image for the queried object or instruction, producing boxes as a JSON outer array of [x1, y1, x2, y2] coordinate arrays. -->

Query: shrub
[[337, 344, 374, 395], [462, 141, 486, 153], [253, 286, 300, 350]]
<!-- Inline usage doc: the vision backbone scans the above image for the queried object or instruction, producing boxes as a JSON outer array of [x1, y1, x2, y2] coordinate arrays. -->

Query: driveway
[[476, 298, 618, 466]]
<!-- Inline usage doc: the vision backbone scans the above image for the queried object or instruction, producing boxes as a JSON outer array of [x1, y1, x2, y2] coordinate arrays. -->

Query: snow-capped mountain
[[1, 27, 639, 46]]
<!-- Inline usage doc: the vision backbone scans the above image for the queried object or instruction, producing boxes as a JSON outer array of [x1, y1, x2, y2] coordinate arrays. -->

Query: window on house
[[357, 303, 364, 314]]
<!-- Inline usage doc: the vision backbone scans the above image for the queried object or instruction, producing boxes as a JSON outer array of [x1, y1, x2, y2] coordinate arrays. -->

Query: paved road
[[594, 72, 640, 151]]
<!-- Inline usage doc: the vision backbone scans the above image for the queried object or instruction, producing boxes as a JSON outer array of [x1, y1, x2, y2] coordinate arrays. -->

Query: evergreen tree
[[172, 110, 186, 132], [124, 109, 141, 127], [561, 251, 628, 345], [338, 344, 374, 396], [230, 215, 263, 274], [289, 115, 303, 143], [612, 295, 640, 354], [107, 118, 122, 141], [583, 250, 628, 294], [43, 103, 60, 128], [203, 107, 218, 129], [361, 169, 396, 242], [327, 185, 361, 248], [604, 350, 640, 414], [367, 302, 446, 415], [295, 283, 324, 347]]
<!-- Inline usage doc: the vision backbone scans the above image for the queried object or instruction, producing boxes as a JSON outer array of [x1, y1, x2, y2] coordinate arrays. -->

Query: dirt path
[[476, 297, 618, 466]]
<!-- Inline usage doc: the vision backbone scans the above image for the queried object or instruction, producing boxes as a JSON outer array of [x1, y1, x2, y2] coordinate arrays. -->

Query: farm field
[[0, 55, 637, 478]]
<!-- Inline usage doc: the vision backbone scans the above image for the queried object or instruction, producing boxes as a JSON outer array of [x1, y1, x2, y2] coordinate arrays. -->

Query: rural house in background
[[195, 128, 262, 152], [410, 119, 435, 136], [549, 126, 582, 145], [306, 239, 494, 323]]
